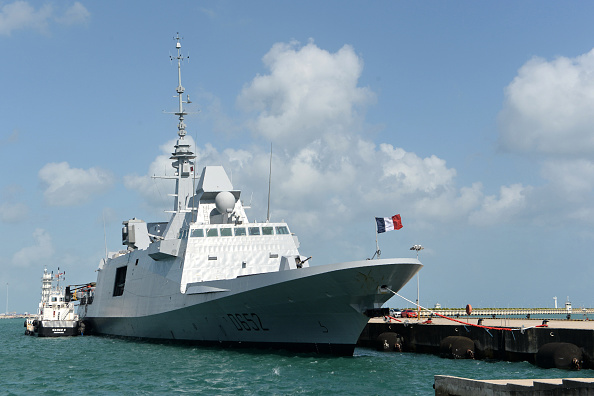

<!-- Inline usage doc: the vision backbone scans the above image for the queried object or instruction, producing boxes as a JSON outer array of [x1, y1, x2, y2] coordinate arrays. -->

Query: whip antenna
[[266, 143, 272, 222]]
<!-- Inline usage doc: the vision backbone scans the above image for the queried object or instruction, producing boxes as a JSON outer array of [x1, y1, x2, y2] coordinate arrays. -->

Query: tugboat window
[[113, 266, 127, 297]]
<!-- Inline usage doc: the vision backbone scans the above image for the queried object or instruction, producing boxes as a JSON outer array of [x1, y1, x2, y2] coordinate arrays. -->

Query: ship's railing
[[395, 307, 594, 319], [69, 286, 95, 306]]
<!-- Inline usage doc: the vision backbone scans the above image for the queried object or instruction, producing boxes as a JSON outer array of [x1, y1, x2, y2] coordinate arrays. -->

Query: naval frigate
[[77, 34, 422, 355]]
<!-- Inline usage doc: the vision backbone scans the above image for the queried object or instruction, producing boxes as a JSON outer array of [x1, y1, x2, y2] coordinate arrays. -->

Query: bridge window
[[275, 226, 289, 235], [220, 228, 232, 237], [262, 226, 273, 235], [248, 227, 260, 236], [206, 228, 219, 237], [191, 229, 204, 238], [234, 228, 246, 236]]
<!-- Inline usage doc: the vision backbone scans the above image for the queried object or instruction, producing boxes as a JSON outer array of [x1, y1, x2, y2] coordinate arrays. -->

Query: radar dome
[[215, 191, 235, 214]]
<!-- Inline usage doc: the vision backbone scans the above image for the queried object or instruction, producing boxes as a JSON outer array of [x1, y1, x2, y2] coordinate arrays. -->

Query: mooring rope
[[385, 288, 548, 332]]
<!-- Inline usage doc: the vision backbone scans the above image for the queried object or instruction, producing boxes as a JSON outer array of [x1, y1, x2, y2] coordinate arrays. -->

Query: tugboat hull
[[36, 320, 79, 337]]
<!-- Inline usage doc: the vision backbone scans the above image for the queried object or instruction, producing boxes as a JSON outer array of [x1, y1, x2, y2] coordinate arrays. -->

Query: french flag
[[375, 214, 403, 233]]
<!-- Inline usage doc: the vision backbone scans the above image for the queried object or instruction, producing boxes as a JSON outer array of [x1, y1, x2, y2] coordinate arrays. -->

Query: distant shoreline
[[0, 314, 35, 319]]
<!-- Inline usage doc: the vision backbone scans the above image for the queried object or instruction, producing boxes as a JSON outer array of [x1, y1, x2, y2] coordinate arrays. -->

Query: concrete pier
[[358, 317, 594, 368], [434, 375, 594, 395]]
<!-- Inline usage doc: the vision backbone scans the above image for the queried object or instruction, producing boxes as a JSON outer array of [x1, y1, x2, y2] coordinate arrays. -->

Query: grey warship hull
[[80, 258, 421, 355]]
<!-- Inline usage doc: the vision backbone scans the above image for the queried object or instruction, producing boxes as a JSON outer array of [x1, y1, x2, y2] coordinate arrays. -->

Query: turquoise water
[[2, 319, 593, 395]]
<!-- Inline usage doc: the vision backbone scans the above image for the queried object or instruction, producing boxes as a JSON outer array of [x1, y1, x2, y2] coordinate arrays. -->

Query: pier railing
[[410, 308, 594, 319]]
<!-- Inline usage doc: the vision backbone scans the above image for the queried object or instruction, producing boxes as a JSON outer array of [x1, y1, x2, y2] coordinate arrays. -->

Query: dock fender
[[472, 338, 484, 355], [535, 342, 583, 370], [79, 321, 91, 336], [439, 336, 475, 359], [376, 332, 403, 352]]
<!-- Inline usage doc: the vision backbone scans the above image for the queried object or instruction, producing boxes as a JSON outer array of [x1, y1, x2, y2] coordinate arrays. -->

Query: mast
[[266, 143, 272, 222], [149, 34, 198, 239], [169, 33, 196, 214]]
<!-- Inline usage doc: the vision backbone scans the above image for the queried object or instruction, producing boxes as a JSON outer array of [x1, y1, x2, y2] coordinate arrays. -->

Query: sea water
[[2, 319, 593, 395]]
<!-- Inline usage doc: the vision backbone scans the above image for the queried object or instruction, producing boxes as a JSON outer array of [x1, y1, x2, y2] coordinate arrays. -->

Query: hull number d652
[[227, 313, 270, 331]]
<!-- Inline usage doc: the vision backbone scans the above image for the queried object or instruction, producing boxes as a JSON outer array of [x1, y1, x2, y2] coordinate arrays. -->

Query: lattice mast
[[169, 33, 195, 214]]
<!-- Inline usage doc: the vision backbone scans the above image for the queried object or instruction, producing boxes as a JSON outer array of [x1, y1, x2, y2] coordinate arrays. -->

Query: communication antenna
[[192, 127, 198, 224], [103, 211, 108, 260], [266, 143, 272, 222], [155, 32, 198, 216]]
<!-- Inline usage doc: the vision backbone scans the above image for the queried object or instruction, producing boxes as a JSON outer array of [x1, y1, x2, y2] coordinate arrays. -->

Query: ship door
[[112, 266, 128, 297]]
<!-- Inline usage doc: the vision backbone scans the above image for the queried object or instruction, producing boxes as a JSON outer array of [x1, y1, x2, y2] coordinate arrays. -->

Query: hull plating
[[81, 259, 421, 354]]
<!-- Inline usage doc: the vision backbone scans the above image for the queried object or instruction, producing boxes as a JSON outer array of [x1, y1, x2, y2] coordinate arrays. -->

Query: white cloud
[[55, 2, 90, 26], [379, 144, 457, 195], [413, 182, 484, 222], [496, 47, 594, 227], [0, 1, 52, 36], [237, 40, 374, 148], [541, 159, 594, 198], [233, 41, 464, 225], [12, 228, 54, 267], [142, 135, 471, 230], [132, 40, 541, 233], [499, 49, 594, 156], [39, 162, 114, 206], [469, 184, 532, 226], [0, 1, 89, 36]]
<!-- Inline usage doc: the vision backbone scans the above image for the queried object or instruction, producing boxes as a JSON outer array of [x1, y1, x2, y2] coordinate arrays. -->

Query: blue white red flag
[[375, 214, 403, 233]]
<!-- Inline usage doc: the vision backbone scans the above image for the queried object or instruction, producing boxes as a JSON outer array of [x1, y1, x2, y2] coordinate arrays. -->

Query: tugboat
[[25, 269, 80, 337], [76, 34, 422, 355]]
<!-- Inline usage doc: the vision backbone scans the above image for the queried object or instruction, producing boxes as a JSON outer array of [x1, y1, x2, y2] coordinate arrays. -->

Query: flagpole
[[375, 225, 380, 259], [373, 217, 380, 259]]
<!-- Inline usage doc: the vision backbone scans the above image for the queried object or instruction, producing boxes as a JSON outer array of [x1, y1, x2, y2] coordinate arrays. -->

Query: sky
[[2, 1, 594, 313]]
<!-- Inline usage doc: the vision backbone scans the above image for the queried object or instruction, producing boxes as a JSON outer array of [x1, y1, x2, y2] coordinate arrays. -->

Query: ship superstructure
[[77, 34, 422, 355]]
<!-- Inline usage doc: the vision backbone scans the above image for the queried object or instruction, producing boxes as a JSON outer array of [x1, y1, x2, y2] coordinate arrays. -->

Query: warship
[[77, 34, 422, 355]]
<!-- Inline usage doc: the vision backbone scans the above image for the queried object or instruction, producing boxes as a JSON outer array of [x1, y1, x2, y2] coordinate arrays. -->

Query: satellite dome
[[215, 191, 235, 214]]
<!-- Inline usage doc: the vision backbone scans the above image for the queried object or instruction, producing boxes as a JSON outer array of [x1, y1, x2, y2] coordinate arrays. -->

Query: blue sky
[[2, 1, 594, 313]]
